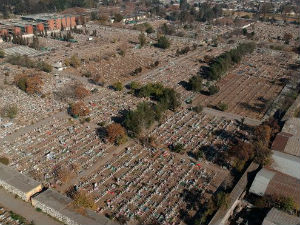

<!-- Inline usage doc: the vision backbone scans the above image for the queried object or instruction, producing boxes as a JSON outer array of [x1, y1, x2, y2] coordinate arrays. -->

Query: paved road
[[0, 188, 62, 225]]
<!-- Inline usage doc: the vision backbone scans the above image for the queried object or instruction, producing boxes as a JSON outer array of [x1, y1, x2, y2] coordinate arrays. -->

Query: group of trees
[[226, 120, 278, 171], [7, 55, 52, 72], [14, 74, 43, 94], [164, 3, 223, 23], [51, 31, 74, 42], [203, 42, 256, 80], [124, 83, 180, 136], [188, 75, 220, 96], [198, 191, 229, 224], [255, 194, 299, 214]]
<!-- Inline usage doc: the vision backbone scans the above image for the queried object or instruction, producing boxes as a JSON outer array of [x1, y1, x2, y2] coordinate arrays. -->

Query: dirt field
[[195, 48, 297, 120]]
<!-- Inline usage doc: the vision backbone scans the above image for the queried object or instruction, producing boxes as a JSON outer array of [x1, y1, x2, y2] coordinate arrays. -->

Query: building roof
[[271, 150, 300, 180], [271, 118, 300, 157], [249, 168, 275, 196], [0, 164, 42, 193], [250, 168, 300, 206], [32, 189, 118, 225], [282, 118, 300, 136], [262, 208, 300, 225]]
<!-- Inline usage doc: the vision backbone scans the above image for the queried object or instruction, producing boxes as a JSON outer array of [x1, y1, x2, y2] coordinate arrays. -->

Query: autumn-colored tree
[[69, 102, 90, 117], [228, 140, 254, 161], [254, 124, 272, 145], [106, 123, 127, 145], [74, 85, 90, 99], [254, 141, 272, 166], [26, 75, 43, 94], [73, 190, 97, 210], [14, 74, 43, 94]]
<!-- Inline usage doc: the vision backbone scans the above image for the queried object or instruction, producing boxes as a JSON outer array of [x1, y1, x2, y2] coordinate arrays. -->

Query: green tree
[[189, 75, 202, 92], [208, 85, 220, 95], [112, 82, 123, 91], [156, 36, 170, 49], [0, 49, 5, 58]]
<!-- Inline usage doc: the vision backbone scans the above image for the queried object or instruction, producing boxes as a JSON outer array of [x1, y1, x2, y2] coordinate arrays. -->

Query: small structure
[[262, 208, 300, 225], [0, 164, 43, 202]]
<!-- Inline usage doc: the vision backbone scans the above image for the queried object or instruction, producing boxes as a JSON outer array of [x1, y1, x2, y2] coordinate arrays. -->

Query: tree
[[156, 36, 170, 49], [74, 85, 90, 99], [216, 102, 228, 111], [208, 85, 220, 95], [254, 141, 272, 166], [283, 33, 293, 44], [65, 55, 80, 68], [129, 81, 141, 90], [139, 32, 146, 47], [145, 25, 154, 34], [106, 123, 127, 145], [1, 105, 18, 119], [73, 190, 97, 210], [114, 13, 123, 22], [14, 74, 43, 94], [169, 143, 185, 153], [193, 104, 203, 113], [189, 75, 202, 92], [112, 82, 123, 91], [69, 102, 90, 117], [254, 124, 271, 145], [0, 49, 5, 58]]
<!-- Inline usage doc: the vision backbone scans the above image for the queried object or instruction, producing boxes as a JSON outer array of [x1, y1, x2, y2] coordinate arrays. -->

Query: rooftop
[[250, 168, 300, 206], [271, 150, 300, 180], [0, 164, 42, 193], [262, 208, 300, 225], [32, 189, 117, 225]]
